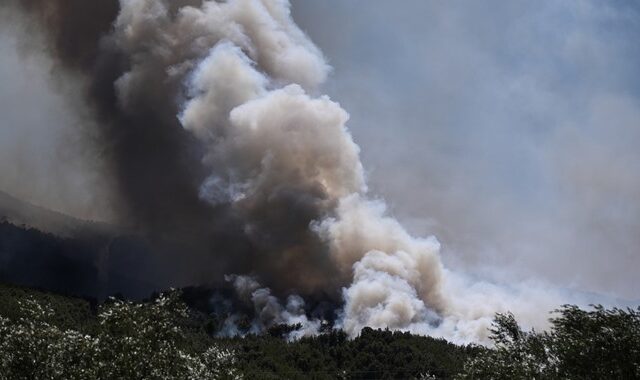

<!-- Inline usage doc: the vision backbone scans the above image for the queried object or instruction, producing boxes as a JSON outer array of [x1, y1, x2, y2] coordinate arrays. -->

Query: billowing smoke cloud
[[2, 0, 616, 343], [110, 0, 458, 336], [221, 275, 322, 340], [290, 0, 640, 301]]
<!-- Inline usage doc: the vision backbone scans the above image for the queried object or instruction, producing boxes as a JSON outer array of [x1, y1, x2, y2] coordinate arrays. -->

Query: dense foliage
[[457, 305, 640, 380], [0, 285, 239, 380], [0, 283, 474, 379], [1, 283, 639, 379], [230, 327, 476, 379]]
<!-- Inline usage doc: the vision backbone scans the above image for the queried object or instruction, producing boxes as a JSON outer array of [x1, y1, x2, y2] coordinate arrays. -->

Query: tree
[[457, 305, 640, 380], [0, 290, 241, 380]]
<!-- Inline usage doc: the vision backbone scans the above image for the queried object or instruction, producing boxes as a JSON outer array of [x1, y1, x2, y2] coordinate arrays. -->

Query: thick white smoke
[[110, 0, 572, 343]]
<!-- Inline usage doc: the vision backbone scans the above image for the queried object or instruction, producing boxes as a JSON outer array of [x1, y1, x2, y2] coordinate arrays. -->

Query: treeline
[[0, 282, 638, 379], [228, 328, 477, 379], [0, 221, 157, 299], [458, 305, 640, 379]]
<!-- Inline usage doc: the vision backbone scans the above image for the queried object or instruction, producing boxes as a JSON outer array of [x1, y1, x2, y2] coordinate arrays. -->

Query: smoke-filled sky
[[0, 22, 115, 221], [291, 0, 640, 300], [0, 0, 638, 343]]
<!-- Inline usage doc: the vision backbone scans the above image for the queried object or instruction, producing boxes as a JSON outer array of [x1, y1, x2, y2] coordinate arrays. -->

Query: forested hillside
[[0, 282, 477, 379], [1, 282, 639, 379]]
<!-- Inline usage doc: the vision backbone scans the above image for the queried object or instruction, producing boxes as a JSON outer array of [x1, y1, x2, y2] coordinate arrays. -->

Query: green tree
[[0, 290, 241, 380], [457, 305, 640, 380]]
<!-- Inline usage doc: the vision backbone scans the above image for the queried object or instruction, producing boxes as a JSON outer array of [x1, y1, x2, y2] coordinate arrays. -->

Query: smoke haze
[[0, 17, 115, 222], [0, 0, 638, 343], [292, 0, 640, 301]]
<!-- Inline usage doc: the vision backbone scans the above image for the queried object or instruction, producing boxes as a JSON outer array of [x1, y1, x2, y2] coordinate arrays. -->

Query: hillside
[[0, 191, 158, 300], [0, 190, 115, 238], [2, 282, 639, 379], [0, 193, 479, 378], [0, 282, 477, 379]]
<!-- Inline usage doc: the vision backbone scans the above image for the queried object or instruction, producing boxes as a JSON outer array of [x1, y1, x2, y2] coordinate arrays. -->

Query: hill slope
[[0, 191, 157, 299], [0, 282, 478, 379]]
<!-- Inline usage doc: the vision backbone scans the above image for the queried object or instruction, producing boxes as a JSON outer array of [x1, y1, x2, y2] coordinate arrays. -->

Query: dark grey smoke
[[2, 0, 340, 297], [5, 0, 630, 344], [11, 0, 212, 233], [7, 0, 118, 70]]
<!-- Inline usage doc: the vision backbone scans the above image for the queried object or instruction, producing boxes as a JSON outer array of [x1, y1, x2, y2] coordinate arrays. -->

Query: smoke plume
[[1, 0, 603, 343], [220, 275, 323, 340]]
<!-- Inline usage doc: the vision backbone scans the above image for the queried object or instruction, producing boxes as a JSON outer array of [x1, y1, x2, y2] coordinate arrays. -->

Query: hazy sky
[[291, 0, 640, 299], [0, 1, 638, 300], [0, 23, 114, 222]]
